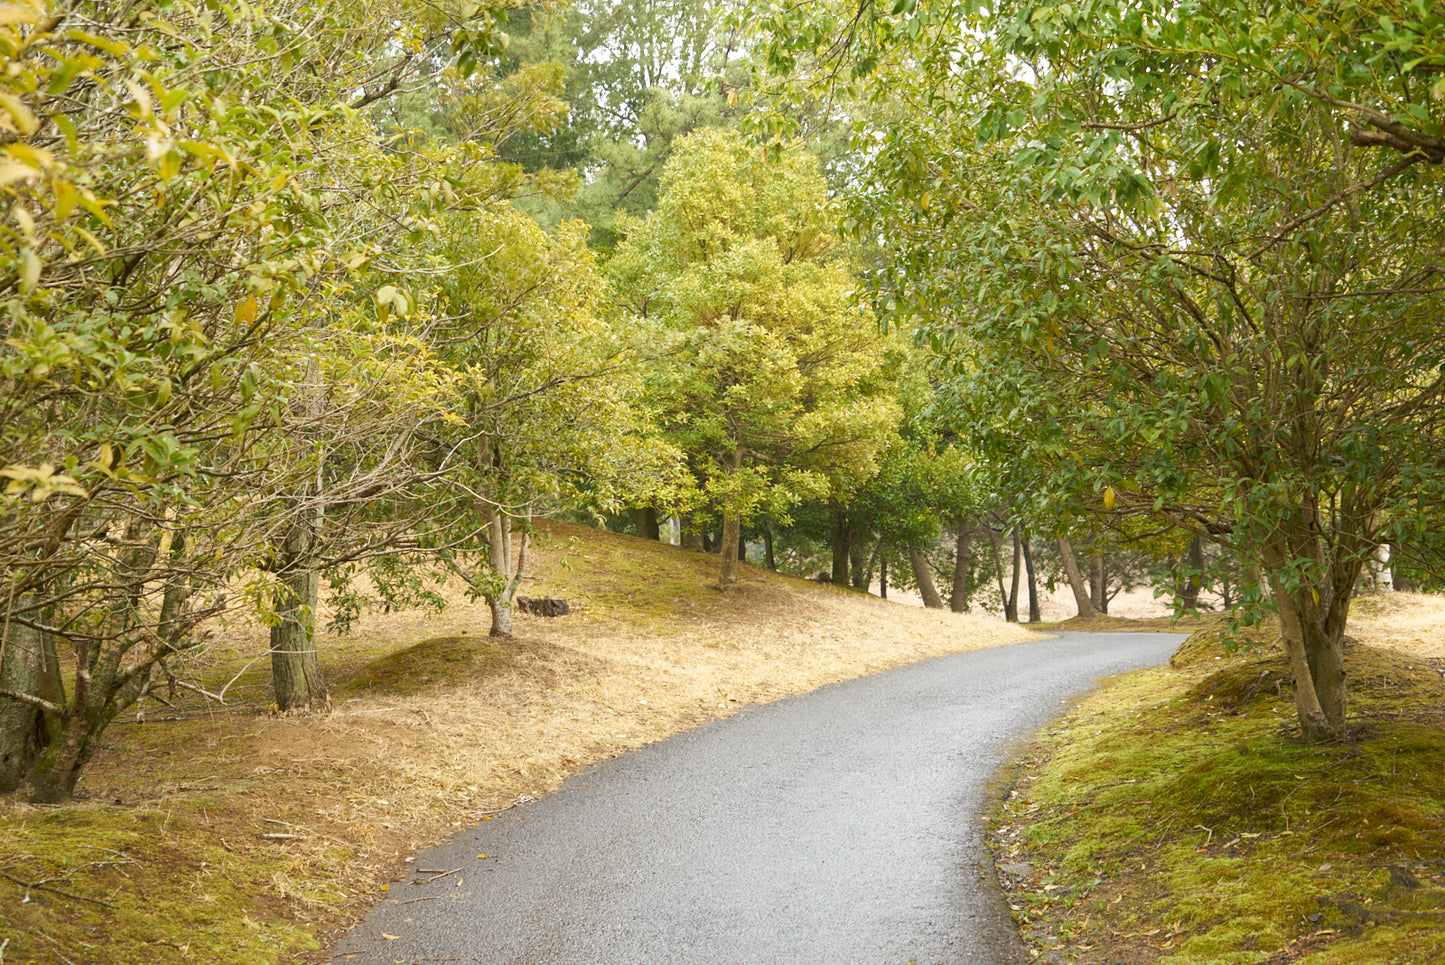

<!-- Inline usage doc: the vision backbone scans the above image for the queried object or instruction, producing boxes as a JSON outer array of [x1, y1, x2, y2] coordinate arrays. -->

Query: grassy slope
[[0, 520, 1031, 965], [993, 603, 1445, 965]]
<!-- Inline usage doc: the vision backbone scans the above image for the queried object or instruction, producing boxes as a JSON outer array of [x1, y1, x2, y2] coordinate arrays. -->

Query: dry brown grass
[[1348, 590, 1445, 659], [1, 521, 1033, 964]]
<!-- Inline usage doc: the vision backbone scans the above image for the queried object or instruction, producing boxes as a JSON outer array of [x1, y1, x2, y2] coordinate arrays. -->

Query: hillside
[[0, 521, 1033, 965]]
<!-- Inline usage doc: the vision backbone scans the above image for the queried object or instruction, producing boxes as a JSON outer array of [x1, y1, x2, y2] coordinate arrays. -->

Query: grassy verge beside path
[[991, 594, 1445, 964], [0, 521, 1032, 965]]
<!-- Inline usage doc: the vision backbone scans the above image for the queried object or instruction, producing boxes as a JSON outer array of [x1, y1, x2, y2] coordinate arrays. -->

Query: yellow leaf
[[1310, 587, 1320, 605], [1103, 486, 1116, 510], [0, 161, 36, 187], [5, 143, 53, 169], [53, 179, 76, 220], [0, 5, 41, 26], [234, 296, 258, 325], [0, 92, 37, 135], [18, 247, 40, 293], [381, 933, 401, 940]]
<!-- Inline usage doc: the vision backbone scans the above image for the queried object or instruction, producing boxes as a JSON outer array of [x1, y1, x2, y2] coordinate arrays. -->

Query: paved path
[[330, 631, 1186, 965]]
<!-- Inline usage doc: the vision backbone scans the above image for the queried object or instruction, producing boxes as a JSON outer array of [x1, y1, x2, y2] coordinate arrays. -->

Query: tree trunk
[[829, 505, 857, 585], [629, 507, 661, 541], [271, 566, 328, 713], [1021, 532, 1040, 622], [718, 513, 742, 586], [879, 555, 888, 599], [1181, 535, 1204, 609], [1090, 552, 1107, 615], [0, 599, 46, 793], [950, 519, 972, 613], [681, 512, 705, 552], [909, 546, 945, 609], [1263, 538, 1359, 740], [1369, 543, 1394, 592], [764, 530, 776, 571], [1057, 537, 1097, 619], [1007, 527, 1023, 623], [484, 512, 528, 636], [863, 540, 880, 592]]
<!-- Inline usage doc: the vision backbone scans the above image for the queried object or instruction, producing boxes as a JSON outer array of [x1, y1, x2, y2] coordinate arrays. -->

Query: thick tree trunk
[[909, 546, 945, 609], [829, 505, 857, 585], [629, 507, 661, 541], [272, 566, 329, 713], [1263, 537, 1359, 740], [0, 601, 46, 793], [1090, 552, 1107, 615], [1021, 532, 1040, 623], [1057, 537, 1097, 619], [718, 513, 742, 586], [950, 519, 972, 613]]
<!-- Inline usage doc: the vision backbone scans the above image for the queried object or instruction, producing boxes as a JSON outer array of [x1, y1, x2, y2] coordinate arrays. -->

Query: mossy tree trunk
[[271, 565, 328, 714], [0, 597, 51, 793]]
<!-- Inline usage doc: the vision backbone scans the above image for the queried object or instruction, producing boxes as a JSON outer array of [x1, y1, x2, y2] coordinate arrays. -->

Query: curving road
[[329, 631, 1185, 965]]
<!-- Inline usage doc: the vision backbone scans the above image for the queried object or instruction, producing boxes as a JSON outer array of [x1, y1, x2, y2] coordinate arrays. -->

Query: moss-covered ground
[[992, 624, 1445, 964]]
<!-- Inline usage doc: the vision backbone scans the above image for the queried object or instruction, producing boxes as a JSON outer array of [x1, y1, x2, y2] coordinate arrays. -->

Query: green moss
[[338, 634, 512, 695], [997, 629, 1445, 964], [0, 806, 317, 965]]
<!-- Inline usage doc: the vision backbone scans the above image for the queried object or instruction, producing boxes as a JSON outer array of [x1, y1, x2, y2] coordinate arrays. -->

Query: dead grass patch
[[0, 520, 1032, 965]]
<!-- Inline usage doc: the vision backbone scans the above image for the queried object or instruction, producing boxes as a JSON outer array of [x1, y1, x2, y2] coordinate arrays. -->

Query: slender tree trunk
[[764, 530, 776, 571], [485, 511, 528, 636], [989, 524, 1009, 619], [1057, 537, 1096, 619], [909, 546, 945, 609], [880, 555, 888, 599], [629, 507, 661, 541], [861, 538, 880, 592], [1181, 535, 1205, 609], [1021, 531, 1040, 622], [1090, 552, 1107, 615], [1007, 527, 1022, 622], [950, 519, 972, 613], [829, 505, 856, 585]]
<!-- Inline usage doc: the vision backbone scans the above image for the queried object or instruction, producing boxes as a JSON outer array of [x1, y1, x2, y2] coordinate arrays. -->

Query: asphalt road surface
[[330, 631, 1186, 965]]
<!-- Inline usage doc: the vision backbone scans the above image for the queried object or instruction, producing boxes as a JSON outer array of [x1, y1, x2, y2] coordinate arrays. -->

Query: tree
[[0, 0, 517, 797], [609, 128, 900, 586], [746, 0, 1445, 738]]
